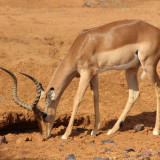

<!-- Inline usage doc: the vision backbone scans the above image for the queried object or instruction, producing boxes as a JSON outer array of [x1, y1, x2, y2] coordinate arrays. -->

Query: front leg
[[62, 70, 92, 139], [90, 74, 100, 136]]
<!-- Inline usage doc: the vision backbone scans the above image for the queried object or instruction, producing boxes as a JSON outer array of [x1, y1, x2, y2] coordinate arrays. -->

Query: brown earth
[[0, 0, 160, 159]]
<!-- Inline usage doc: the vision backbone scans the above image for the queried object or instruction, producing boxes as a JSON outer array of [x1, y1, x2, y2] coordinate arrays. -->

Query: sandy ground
[[1, 0, 160, 159]]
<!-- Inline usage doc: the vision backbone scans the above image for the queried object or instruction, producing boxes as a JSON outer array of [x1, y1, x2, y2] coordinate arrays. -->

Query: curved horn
[[0, 67, 33, 111], [19, 72, 43, 107]]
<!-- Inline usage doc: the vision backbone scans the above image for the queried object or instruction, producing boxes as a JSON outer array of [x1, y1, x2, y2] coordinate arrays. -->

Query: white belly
[[96, 43, 142, 73]]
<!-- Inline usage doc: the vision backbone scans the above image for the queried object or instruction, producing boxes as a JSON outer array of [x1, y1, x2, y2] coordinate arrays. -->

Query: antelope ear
[[48, 87, 55, 100]]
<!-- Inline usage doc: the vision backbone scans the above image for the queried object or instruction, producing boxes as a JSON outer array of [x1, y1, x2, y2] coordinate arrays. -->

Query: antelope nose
[[42, 134, 48, 141], [42, 132, 51, 140]]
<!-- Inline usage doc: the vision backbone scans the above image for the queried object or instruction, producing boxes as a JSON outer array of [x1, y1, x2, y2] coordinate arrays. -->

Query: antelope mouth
[[42, 133, 51, 140]]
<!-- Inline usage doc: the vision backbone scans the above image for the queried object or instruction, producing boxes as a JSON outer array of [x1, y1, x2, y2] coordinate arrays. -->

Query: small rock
[[93, 158, 110, 160], [101, 139, 117, 146], [88, 141, 95, 146], [124, 153, 130, 158], [59, 141, 68, 147], [135, 154, 142, 158], [65, 154, 76, 160], [133, 124, 144, 132], [25, 137, 32, 141], [123, 148, 135, 152], [141, 149, 152, 156], [0, 98, 6, 101], [0, 136, 8, 145], [105, 148, 112, 152], [155, 151, 160, 155], [102, 139, 114, 143]]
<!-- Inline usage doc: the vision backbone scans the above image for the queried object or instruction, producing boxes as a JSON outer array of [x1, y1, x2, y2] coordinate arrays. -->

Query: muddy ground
[[0, 0, 160, 159]]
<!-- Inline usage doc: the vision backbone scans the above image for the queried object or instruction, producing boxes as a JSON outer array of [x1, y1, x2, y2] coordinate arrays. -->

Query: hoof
[[91, 130, 96, 136], [153, 129, 159, 135], [106, 129, 116, 135], [106, 130, 113, 135], [61, 135, 68, 139]]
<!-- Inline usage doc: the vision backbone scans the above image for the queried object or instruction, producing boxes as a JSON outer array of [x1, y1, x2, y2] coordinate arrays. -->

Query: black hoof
[[120, 121, 124, 128]]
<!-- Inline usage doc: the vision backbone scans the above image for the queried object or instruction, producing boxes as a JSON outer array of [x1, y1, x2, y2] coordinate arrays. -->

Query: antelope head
[[0, 67, 55, 140]]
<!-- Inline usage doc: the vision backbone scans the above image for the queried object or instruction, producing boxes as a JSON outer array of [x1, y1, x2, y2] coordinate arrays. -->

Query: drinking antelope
[[1, 19, 160, 139]]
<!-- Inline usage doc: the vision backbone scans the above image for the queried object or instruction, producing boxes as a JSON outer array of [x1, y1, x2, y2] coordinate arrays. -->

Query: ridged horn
[[0, 67, 42, 111], [19, 72, 42, 107]]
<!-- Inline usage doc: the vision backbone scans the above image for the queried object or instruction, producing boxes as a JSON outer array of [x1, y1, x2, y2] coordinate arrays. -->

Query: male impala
[[1, 19, 160, 139]]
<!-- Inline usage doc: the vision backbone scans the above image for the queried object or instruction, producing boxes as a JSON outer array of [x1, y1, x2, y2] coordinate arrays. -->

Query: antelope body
[[1, 19, 160, 139]]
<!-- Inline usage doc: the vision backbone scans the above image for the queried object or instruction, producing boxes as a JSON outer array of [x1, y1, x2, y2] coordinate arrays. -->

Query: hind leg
[[154, 83, 160, 135], [107, 67, 140, 135], [141, 60, 160, 135]]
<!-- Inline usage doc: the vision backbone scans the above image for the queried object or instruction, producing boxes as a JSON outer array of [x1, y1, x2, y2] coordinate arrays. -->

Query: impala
[[1, 19, 160, 139]]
